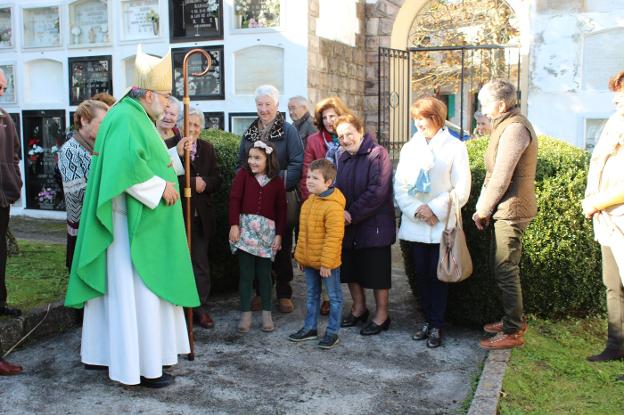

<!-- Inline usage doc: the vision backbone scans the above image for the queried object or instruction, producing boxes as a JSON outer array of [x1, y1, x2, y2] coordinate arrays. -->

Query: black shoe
[[426, 328, 442, 348], [140, 373, 175, 389], [84, 364, 107, 371], [341, 309, 370, 327], [0, 306, 21, 317], [587, 349, 624, 362], [617, 375, 624, 382], [288, 328, 318, 342], [360, 317, 391, 336], [319, 334, 340, 349], [412, 323, 430, 341]]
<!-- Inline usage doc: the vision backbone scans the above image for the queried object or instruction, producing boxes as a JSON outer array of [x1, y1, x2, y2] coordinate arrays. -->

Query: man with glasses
[[0, 68, 24, 376], [65, 46, 199, 388]]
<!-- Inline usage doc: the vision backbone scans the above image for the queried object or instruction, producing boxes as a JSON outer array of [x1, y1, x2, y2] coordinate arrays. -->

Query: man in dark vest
[[473, 79, 537, 350], [288, 96, 317, 149]]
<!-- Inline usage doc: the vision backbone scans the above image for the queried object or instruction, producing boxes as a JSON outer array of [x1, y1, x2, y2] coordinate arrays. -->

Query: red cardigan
[[299, 130, 333, 201], [228, 169, 287, 237]]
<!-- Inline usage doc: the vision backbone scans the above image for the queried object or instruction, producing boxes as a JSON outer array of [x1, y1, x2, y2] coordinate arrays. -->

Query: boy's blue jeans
[[303, 267, 343, 335]]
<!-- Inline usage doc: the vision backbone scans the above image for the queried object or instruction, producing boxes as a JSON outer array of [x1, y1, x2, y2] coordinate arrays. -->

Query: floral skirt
[[230, 214, 276, 260]]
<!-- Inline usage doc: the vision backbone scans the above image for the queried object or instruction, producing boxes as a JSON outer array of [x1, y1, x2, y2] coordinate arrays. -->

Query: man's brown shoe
[[0, 358, 22, 375], [251, 295, 262, 312], [279, 298, 294, 313], [320, 300, 330, 316], [479, 331, 524, 350], [483, 320, 528, 335], [197, 312, 215, 329]]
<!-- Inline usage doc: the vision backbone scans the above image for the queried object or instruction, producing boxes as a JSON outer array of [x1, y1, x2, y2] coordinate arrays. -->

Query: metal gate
[[378, 45, 521, 159]]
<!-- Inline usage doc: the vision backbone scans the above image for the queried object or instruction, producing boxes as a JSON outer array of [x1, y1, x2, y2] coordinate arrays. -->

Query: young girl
[[229, 140, 287, 333]]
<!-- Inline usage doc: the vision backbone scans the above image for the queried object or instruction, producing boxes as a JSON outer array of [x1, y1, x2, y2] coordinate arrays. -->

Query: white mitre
[[133, 44, 172, 93]]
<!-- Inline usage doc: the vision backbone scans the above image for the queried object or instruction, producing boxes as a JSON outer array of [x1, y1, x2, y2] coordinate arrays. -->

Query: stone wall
[[307, 0, 367, 123]]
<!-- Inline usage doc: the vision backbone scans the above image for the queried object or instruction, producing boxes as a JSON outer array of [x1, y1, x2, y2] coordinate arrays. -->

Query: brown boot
[[261, 311, 274, 332], [251, 295, 262, 312], [320, 300, 330, 316], [238, 311, 252, 333], [479, 331, 525, 350], [279, 298, 294, 313], [483, 320, 528, 335]]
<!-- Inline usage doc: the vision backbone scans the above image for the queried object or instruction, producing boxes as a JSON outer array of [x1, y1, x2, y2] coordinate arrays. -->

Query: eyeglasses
[[151, 90, 171, 100], [0, 86, 7, 92]]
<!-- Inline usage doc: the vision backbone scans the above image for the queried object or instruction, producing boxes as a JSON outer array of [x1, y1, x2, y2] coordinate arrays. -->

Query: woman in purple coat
[[334, 113, 396, 336]]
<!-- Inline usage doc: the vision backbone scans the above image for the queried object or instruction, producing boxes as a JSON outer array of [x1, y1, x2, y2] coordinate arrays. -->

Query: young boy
[[290, 159, 345, 349]]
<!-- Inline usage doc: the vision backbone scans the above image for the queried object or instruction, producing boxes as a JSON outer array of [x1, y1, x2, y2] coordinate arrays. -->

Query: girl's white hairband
[[253, 141, 273, 154]]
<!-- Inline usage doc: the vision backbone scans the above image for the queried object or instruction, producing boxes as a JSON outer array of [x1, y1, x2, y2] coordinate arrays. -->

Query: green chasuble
[[65, 97, 200, 309]]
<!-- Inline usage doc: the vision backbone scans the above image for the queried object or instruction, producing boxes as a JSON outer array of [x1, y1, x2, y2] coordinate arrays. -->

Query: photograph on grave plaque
[[203, 111, 224, 130], [22, 110, 66, 211], [22, 6, 61, 48], [233, 0, 280, 30], [69, 56, 113, 106], [69, 0, 110, 46], [121, 0, 160, 41], [0, 63, 16, 104], [0, 7, 12, 48], [170, 0, 223, 42], [172, 46, 224, 100]]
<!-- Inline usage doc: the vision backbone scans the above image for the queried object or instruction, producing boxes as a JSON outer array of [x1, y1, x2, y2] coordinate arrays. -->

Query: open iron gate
[[378, 45, 521, 159]]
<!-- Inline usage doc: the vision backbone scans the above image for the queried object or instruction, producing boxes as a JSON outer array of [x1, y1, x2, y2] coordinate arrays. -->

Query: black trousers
[[272, 222, 294, 299], [409, 241, 448, 329], [0, 206, 10, 306], [191, 217, 211, 312]]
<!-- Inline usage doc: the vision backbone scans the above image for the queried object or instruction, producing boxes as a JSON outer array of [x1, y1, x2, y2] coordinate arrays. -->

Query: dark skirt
[[341, 246, 392, 289]]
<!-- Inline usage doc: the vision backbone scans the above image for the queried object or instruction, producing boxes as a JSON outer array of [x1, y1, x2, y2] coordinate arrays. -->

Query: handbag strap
[[443, 190, 463, 231]]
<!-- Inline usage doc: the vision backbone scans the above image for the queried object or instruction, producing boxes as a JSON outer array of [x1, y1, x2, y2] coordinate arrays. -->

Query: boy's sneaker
[[288, 328, 318, 342], [318, 334, 340, 349]]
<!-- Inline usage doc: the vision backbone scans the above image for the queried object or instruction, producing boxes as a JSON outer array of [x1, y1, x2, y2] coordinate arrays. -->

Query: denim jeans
[[303, 267, 343, 335]]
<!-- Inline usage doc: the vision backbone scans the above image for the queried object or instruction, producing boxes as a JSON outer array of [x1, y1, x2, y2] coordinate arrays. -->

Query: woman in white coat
[[583, 71, 624, 376], [394, 97, 471, 348]]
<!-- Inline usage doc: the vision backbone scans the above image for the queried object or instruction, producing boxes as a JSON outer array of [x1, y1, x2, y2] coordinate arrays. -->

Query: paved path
[[0, 252, 486, 415]]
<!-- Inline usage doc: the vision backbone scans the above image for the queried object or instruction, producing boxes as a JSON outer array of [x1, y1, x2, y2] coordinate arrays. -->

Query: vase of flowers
[[146, 10, 159, 36], [37, 187, 56, 210]]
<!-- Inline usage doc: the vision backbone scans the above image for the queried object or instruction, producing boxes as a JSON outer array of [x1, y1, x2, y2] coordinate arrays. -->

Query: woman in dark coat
[[334, 113, 396, 336], [166, 107, 222, 329]]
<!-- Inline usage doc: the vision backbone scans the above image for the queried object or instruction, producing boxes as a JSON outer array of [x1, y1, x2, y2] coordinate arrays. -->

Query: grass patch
[[4, 240, 68, 311], [499, 316, 624, 414]]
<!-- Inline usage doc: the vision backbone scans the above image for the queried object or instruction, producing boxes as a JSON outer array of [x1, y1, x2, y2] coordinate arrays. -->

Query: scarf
[[322, 130, 341, 165], [407, 129, 440, 195], [72, 130, 95, 155], [243, 112, 285, 143]]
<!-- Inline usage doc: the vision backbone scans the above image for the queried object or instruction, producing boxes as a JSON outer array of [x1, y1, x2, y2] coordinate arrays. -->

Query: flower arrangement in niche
[[27, 138, 44, 163], [0, 28, 11, 45], [235, 0, 280, 29], [146, 9, 159, 35], [37, 187, 56, 206]]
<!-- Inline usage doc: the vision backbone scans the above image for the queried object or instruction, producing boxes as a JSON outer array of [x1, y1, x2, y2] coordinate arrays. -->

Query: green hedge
[[200, 129, 240, 293], [401, 136, 605, 326]]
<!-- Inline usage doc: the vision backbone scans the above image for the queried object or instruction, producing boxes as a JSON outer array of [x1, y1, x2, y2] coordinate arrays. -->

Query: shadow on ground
[[1, 222, 486, 414]]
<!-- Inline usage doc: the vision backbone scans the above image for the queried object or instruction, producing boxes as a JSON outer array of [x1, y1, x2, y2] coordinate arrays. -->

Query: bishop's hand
[[162, 181, 179, 206]]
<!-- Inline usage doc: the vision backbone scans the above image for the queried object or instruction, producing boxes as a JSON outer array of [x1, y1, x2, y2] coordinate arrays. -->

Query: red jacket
[[299, 131, 334, 201], [229, 169, 287, 237]]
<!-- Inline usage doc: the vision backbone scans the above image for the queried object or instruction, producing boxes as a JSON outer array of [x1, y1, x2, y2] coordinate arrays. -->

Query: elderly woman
[[157, 96, 181, 141], [394, 97, 471, 348], [166, 107, 222, 329], [334, 113, 396, 335], [583, 71, 624, 371], [58, 99, 109, 268], [238, 84, 304, 313]]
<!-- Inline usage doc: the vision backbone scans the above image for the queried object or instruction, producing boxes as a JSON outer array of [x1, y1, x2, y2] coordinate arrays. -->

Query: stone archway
[[364, 0, 529, 136]]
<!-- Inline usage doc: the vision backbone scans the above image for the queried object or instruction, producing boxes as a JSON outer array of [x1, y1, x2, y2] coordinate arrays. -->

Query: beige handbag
[[437, 191, 473, 283]]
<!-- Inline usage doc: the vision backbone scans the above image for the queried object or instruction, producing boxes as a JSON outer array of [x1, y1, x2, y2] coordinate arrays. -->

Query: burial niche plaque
[[22, 6, 61, 48], [121, 0, 159, 41], [170, 0, 223, 42], [69, 0, 110, 46], [22, 110, 66, 211], [69, 56, 113, 105], [172, 46, 224, 100], [0, 7, 13, 48]]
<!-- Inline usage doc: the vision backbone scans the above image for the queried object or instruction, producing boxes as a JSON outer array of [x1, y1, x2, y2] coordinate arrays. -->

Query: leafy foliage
[[200, 129, 241, 293], [402, 136, 604, 326]]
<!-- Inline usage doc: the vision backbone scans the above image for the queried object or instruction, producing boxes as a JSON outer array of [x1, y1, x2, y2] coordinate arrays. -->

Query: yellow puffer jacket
[[295, 188, 346, 270]]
